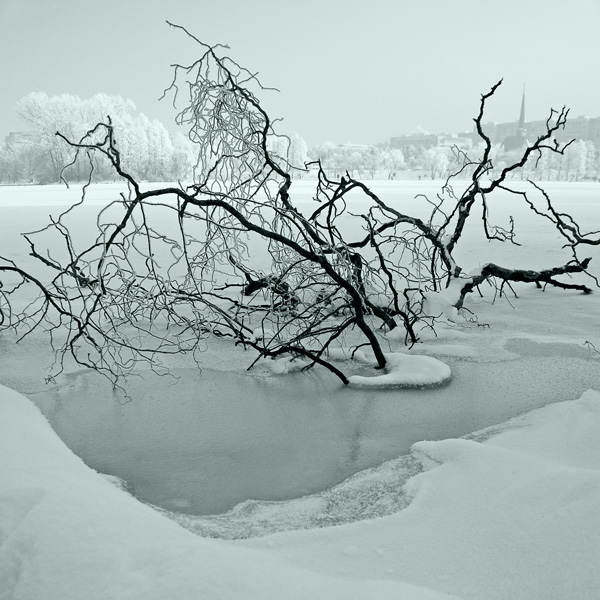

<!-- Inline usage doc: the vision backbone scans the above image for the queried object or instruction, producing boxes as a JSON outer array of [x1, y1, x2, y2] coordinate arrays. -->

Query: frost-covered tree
[[0, 28, 598, 387], [16, 92, 81, 182], [0, 144, 24, 183], [143, 116, 174, 181], [309, 141, 337, 172], [288, 133, 308, 177], [585, 141, 597, 180], [571, 140, 588, 181], [362, 147, 383, 179], [417, 147, 451, 179], [382, 148, 405, 179], [13, 92, 191, 183], [308, 143, 386, 179], [404, 144, 421, 171], [170, 132, 196, 180]]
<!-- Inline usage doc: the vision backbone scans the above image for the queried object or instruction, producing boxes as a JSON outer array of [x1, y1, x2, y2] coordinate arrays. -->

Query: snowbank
[[0, 383, 459, 600], [2, 382, 600, 600], [247, 389, 600, 600]]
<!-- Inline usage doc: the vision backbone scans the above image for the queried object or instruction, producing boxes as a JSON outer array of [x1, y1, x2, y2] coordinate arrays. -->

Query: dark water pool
[[18, 340, 599, 516]]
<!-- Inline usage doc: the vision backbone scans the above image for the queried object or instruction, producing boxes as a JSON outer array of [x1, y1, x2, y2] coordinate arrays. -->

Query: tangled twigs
[[0, 25, 598, 386]]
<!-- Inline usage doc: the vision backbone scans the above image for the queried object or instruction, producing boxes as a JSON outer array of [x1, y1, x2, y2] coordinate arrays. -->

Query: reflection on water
[[23, 345, 600, 516]]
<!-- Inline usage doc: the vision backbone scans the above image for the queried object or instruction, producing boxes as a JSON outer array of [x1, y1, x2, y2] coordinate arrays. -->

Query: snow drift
[[2, 382, 600, 599]]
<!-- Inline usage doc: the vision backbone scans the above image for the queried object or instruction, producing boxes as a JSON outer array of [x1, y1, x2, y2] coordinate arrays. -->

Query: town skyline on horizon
[[6, 88, 599, 153], [1, 0, 599, 148]]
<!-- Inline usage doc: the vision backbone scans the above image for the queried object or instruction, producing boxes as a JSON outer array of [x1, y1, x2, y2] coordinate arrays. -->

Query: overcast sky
[[1, 0, 599, 147]]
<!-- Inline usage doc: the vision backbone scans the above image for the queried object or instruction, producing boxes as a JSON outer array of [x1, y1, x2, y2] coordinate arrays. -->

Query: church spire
[[518, 86, 526, 132], [503, 86, 528, 151]]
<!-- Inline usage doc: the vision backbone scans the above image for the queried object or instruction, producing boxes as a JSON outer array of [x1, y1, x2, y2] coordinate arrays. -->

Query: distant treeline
[[0, 93, 197, 184], [2, 92, 599, 184], [308, 139, 600, 181]]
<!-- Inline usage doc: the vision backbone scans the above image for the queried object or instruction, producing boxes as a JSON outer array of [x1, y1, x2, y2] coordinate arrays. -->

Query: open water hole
[[15, 342, 600, 516], [1, 182, 599, 518]]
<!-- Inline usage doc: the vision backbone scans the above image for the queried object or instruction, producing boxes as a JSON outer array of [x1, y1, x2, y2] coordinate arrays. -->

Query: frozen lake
[[1, 180, 599, 519]]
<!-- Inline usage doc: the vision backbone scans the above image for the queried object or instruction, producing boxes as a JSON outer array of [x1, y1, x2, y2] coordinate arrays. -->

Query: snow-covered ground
[[2, 383, 600, 599], [1, 181, 600, 599]]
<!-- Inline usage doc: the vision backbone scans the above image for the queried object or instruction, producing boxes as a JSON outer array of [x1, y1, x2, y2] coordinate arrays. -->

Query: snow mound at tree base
[[348, 352, 452, 388]]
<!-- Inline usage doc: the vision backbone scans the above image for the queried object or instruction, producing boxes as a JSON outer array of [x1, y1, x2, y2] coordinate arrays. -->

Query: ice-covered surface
[[1, 181, 600, 518], [2, 383, 600, 599], [2, 319, 598, 517], [1, 181, 600, 598], [243, 389, 600, 600], [163, 451, 422, 539], [0, 383, 458, 600]]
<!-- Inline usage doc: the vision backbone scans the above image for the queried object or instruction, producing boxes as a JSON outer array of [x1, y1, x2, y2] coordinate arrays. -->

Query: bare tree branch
[[1, 31, 598, 388]]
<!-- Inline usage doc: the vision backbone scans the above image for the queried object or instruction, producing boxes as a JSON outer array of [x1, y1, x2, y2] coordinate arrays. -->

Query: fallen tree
[[1, 23, 598, 386]]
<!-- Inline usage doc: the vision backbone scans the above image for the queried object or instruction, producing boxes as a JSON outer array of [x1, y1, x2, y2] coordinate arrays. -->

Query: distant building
[[502, 91, 528, 151], [560, 115, 600, 144], [437, 133, 473, 150], [475, 92, 600, 148], [389, 90, 600, 153], [389, 133, 441, 152], [339, 143, 372, 151], [4, 132, 37, 148], [389, 133, 472, 153]]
